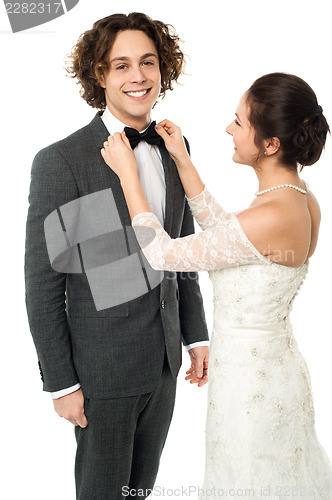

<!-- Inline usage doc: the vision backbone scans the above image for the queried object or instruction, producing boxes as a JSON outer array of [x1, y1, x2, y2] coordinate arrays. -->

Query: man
[[25, 12, 209, 500]]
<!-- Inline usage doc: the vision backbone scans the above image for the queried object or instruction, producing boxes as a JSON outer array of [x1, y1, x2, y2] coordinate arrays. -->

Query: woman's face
[[226, 93, 261, 167]]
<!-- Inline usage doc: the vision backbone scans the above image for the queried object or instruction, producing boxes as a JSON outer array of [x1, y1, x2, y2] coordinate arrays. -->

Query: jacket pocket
[[67, 299, 129, 318]]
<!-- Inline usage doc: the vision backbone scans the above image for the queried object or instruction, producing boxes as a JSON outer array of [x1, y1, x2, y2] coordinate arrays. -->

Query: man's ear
[[264, 137, 280, 156], [99, 75, 106, 89]]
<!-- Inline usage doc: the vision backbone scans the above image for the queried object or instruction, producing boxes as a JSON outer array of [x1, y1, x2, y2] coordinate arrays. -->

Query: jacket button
[[160, 300, 166, 309]]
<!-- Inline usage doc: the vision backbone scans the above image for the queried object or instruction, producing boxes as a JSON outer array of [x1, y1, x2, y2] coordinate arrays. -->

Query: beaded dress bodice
[[209, 260, 308, 328]]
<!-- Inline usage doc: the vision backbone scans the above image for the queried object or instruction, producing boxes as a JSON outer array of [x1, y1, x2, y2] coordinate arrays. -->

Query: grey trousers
[[74, 355, 177, 500]]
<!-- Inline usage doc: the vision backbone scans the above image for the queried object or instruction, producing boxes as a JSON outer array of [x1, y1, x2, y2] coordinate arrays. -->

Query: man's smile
[[124, 88, 152, 99]]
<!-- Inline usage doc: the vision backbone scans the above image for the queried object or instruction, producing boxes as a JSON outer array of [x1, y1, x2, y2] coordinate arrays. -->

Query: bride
[[101, 73, 332, 498]]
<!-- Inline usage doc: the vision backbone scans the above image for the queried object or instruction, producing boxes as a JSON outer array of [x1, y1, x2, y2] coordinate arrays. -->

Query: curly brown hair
[[65, 12, 185, 110]]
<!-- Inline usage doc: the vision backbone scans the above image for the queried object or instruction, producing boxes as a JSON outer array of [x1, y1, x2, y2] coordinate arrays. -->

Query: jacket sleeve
[[25, 146, 80, 393], [175, 197, 209, 346], [160, 134, 208, 346]]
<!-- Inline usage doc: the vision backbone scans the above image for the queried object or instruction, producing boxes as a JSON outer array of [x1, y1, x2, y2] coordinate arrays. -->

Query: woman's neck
[[254, 161, 303, 192]]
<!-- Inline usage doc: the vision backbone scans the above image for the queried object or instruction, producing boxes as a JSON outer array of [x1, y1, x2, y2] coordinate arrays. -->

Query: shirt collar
[[101, 107, 153, 147]]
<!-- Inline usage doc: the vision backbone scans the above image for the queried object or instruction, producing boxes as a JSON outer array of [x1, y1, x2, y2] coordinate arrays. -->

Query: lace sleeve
[[132, 211, 269, 272], [187, 186, 229, 230]]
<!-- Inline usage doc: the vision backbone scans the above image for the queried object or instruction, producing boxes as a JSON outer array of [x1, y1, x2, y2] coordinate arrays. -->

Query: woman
[[101, 73, 332, 498]]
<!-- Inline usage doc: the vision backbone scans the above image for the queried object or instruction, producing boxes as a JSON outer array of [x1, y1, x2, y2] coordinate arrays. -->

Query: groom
[[25, 12, 209, 500]]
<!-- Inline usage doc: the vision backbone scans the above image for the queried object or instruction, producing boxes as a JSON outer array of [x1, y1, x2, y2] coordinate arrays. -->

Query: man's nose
[[130, 65, 147, 83]]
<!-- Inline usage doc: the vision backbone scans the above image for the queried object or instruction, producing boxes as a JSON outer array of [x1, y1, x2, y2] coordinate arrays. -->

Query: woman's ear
[[264, 137, 280, 156]]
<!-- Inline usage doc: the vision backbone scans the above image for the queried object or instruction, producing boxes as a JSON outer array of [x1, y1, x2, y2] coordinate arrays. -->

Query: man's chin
[[123, 104, 153, 120]]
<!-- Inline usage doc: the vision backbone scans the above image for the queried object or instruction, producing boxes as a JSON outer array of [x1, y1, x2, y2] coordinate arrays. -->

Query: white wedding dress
[[132, 186, 332, 499]]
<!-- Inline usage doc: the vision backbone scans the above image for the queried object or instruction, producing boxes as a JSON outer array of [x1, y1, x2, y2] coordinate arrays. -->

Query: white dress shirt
[[51, 108, 208, 399]]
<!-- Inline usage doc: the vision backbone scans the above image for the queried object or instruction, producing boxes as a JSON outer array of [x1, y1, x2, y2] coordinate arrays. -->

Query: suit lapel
[[88, 112, 132, 227], [159, 144, 174, 233]]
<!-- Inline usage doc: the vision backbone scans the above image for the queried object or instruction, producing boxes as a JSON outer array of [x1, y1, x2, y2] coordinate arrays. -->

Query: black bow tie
[[124, 121, 163, 149]]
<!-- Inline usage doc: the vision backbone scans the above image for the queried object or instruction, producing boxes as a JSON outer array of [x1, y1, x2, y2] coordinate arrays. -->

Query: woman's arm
[[131, 210, 265, 272], [100, 130, 308, 269], [100, 132, 263, 273], [101, 132, 152, 221], [100, 120, 206, 212], [101, 123, 228, 230], [155, 120, 205, 200], [100, 127, 207, 220]]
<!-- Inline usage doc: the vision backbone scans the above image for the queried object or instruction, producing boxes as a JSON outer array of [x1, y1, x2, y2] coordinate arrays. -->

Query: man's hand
[[53, 388, 88, 428], [185, 346, 209, 387]]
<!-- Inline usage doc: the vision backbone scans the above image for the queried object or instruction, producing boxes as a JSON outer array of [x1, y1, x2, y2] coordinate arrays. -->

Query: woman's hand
[[155, 119, 190, 165], [101, 131, 138, 182]]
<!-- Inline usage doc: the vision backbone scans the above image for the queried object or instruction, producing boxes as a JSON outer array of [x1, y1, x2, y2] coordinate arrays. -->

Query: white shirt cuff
[[184, 341, 209, 352], [51, 383, 81, 399]]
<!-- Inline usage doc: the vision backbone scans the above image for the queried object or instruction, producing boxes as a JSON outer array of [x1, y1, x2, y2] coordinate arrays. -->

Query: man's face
[[100, 30, 162, 131]]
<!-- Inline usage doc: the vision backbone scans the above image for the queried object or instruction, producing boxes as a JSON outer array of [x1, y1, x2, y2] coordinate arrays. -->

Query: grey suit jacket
[[25, 112, 208, 398]]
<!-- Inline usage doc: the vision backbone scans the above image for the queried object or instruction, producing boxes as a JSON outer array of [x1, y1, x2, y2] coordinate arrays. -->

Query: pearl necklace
[[255, 180, 309, 196]]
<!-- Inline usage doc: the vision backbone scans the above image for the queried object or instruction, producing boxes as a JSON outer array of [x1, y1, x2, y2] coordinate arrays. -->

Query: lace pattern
[[132, 185, 271, 273], [133, 210, 268, 272], [186, 186, 230, 230]]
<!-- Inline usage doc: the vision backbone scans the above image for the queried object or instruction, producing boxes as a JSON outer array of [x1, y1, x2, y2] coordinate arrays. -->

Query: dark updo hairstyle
[[246, 73, 330, 171]]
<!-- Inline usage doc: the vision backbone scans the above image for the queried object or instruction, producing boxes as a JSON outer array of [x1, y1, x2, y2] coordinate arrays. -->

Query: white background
[[1, 0, 331, 498]]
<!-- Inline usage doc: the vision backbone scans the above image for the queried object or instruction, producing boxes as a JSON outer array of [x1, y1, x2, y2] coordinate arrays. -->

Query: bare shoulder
[[305, 189, 321, 259], [306, 189, 321, 224], [237, 201, 288, 232], [237, 196, 314, 267]]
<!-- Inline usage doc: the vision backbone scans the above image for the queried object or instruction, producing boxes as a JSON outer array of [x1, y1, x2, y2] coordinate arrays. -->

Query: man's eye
[[142, 61, 153, 66], [116, 65, 127, 70], [235, 120, 241, 126]]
